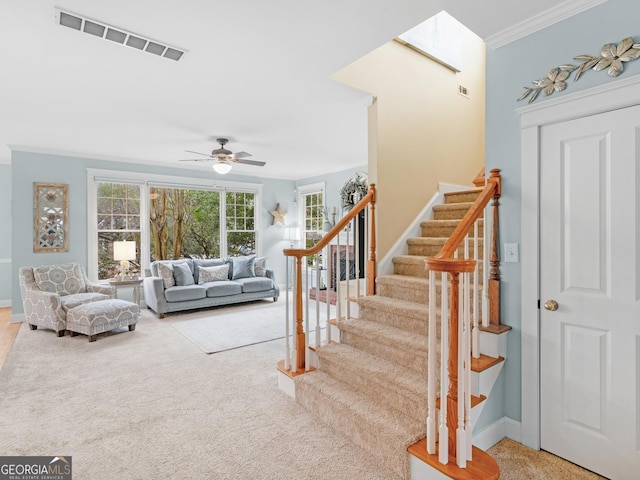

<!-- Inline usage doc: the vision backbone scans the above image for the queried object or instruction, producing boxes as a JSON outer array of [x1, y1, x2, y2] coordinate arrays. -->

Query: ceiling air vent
[[55, 8, 186, 62]]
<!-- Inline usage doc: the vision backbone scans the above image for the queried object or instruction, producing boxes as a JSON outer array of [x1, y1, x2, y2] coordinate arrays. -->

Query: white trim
[[0, 300, 11, 308], [486, 0, 607, 49], [0, 258, 11, 264], [519, 73, 640, 451], [10, 312, 24, 323], [473, 416, 523, 451]]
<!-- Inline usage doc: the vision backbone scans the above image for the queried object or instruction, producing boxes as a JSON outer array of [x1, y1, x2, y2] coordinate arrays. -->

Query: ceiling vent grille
[[55, 8, 185, 61]]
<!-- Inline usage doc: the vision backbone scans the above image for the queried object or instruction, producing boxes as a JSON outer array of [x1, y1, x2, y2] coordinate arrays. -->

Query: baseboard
[[0, 299, 11, 308], [473, 416, 522, 451]]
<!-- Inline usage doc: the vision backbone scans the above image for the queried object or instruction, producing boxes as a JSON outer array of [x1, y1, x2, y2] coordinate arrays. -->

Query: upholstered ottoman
[[67, 299, 139, 342]]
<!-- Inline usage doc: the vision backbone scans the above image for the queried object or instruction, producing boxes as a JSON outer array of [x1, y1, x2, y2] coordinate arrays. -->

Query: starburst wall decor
[[518, 37, 640, 104]]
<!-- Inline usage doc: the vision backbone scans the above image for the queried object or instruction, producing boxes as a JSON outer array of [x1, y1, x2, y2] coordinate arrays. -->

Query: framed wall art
[[34, 182, 68, 253]]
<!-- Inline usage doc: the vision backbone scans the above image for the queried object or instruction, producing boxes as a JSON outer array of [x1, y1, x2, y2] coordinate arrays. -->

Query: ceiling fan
[[180, 138, 266, 174]]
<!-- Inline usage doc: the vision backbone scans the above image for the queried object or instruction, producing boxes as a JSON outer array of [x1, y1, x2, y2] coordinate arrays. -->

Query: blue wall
[[0, 164, 11, 307], [486, 0, 640, 423], [8, 151, 363, 315]]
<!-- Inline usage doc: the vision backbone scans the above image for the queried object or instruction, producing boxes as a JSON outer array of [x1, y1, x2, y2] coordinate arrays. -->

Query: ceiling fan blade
[[179, 158, 211, 162], [233, 151, 252, 159], [236, 158, 266, 167], [185, 150, 213, 158]]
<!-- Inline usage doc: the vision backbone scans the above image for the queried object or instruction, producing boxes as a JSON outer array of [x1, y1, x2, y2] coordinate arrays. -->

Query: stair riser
[[358, 303, 439, 336], [340, 329, 428, 375], [393, 262, 430, 279], [377, 281, 430, 304], [444, 191, 481, 204], [407, 243, 484, 258], [421, 221, 484, 238], [432, 207, 471, 220], [318, 352, 428, 423]]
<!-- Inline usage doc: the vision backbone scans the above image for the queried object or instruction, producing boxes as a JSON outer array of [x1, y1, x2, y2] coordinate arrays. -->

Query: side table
[[108, 278, 143, 306]]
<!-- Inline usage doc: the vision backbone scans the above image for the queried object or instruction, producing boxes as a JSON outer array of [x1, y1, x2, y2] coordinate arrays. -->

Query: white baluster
[[285, 256, 291, 371], [427, 269, 437, 454], [457, 272, 466, 468], [482, 208, 489, 327], [291, 257, 297, 374], [464, 271, 473, 460], [336, 232, 341, 322], [439, 272, 449, 465], [346, 223, 351, 319], [472, 220, 480, 358], [355, 213, 361, 302], [305, 257, 310, 371], [315, 264, 321, 349], [325, 245, 331, 344]]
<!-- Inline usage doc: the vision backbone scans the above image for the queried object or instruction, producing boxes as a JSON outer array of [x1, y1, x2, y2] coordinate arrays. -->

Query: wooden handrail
[[283, 183, 377, 372], [433, 169, 501, 261], [283, 184, 376, 258]]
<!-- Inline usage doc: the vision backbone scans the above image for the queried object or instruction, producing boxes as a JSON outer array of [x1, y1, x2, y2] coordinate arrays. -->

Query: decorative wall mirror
[[34, 182, 68, 252]]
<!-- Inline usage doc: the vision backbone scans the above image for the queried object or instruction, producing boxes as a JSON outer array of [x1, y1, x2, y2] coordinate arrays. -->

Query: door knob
[[544, 300, 559, 311]]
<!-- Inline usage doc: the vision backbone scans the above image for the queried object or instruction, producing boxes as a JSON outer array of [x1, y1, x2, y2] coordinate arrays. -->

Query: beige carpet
[[168, 300, 285, 353], [0, 310, 603, 480]]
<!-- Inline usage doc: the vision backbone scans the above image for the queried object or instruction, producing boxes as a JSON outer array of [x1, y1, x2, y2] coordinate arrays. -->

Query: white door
[[540, 105, 640, 480]]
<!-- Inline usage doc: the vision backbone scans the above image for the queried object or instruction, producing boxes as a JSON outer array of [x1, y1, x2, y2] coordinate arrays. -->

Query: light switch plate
[[504, 243, 519, 263]]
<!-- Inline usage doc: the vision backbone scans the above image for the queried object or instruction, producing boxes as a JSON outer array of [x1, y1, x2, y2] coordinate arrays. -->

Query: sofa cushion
[[193, 258, 226, 283], [164, 285, 206, 302], [231, 256, 256, 280], [204, 281, 242, 298], [235, 277, 274, 293], [173, 262, 195, 286], [33, 263, 86, 296], [198, 264, 229, 284], [61, 292, 112, 311]]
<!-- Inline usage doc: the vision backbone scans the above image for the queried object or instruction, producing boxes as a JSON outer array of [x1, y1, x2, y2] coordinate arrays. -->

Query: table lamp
[[113, 241, 136, 275]]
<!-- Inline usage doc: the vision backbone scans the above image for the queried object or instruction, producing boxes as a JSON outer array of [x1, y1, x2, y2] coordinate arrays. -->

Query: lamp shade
[[113, 241, 136, 261], [213, 161, 232, 175]]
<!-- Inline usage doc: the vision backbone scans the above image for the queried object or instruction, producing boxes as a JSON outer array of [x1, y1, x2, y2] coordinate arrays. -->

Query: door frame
[[517, 73, 640, 450]]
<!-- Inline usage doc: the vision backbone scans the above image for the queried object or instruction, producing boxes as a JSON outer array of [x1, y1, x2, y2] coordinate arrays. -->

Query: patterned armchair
[[19, 262, 113, 336]]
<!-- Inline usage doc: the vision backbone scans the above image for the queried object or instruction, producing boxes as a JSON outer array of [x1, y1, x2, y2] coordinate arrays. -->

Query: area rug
[[167, 299, 332, 354]]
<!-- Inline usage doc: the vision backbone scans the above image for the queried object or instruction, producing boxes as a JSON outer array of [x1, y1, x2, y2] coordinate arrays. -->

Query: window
[[87, 169, 262, 281], [298, 183, 325, 267], [149, 187, 221, 261], [96, 182, 141, 280], [226, 191, 256, 256], [396, 10, 465, 72]]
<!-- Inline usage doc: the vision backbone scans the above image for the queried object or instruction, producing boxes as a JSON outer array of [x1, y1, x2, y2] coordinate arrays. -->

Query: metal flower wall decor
[[518, 37, 640, 103]]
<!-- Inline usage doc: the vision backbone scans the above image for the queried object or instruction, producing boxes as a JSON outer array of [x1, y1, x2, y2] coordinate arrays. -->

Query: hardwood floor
[[0, 307, 20, 370]]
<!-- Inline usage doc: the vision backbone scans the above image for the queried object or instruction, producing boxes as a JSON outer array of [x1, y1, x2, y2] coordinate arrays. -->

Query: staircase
[[290, 187, 503, 479]]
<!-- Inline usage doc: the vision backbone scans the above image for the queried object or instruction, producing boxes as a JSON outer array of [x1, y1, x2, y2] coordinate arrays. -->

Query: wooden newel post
[[295, 255, 305, 371], [446, 271, 460, 459], [488, 169, 501, 330], [367, 183, 376, 296]]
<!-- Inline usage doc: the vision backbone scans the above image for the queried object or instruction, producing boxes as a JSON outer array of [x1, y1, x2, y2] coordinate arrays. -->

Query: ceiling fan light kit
[[212, 161, 232, 175], [180, 138, 266, 175]]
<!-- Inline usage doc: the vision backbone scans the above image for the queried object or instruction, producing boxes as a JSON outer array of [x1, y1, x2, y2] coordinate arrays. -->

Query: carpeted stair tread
[[376, 274, 443, 305], [433, 202, 475, 220], [420, 218, 484, 238], [392, 255, 430, 278], [444, 190, 482, 204], [295, 369, 424, 479], [357, 294, 434, 334], [338, 318, 428, 373], [316, 342, 433, 422]]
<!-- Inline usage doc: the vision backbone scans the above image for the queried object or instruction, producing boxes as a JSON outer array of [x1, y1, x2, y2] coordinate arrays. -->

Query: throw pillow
[[157, 263, 175, 288], [173, 262, 195, 286], [231, 256, 256, 280], [198, 264, 229, 284], [254, 257, 267, 277]]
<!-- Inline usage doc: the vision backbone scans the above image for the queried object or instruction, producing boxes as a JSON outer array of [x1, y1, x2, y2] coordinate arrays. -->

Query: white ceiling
[[0, 0, 599, 179]]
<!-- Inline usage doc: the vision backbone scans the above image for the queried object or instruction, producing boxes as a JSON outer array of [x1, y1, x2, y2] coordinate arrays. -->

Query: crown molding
[[486, 0, 608, 49]]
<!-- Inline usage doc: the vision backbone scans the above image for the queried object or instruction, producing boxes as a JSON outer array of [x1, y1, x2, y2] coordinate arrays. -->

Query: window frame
[[87, 168, 262, 281], [297, 182, 325, 266]]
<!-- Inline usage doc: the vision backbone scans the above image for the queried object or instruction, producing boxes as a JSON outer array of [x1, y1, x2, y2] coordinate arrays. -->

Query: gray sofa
[[143, 256, 279, 318]]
